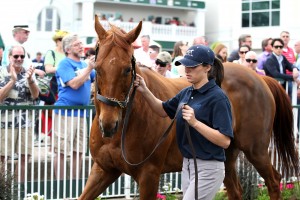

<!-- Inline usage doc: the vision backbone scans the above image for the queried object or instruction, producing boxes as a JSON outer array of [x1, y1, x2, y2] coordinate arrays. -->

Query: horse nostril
[[115, 121, 118, 130], [99, 119, 119, 137]]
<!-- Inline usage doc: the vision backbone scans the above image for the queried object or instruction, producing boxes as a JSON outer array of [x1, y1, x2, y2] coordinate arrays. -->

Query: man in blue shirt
[[54, 34, 96, 180]]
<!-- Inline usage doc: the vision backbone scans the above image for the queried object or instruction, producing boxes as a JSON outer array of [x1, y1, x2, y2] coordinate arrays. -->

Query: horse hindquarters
[[221, 65, 282, 200]]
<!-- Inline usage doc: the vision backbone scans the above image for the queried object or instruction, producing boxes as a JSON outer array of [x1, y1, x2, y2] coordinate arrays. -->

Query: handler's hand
[[182, 104, 197, 127], [134, 74, 147, 93]]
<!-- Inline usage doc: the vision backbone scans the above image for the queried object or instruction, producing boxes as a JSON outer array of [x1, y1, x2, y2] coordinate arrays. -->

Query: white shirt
[[165, 70, 179, 78], [273, 52, 283, 74], [134, 48, 152, 68]]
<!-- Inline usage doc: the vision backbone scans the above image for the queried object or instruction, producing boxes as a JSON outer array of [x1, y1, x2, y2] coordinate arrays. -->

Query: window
[[241, 0, 280, 27], [37, 7, 61, 32]]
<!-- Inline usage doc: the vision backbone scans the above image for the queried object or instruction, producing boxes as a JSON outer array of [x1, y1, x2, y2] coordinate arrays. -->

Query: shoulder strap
[[50, 50, 55, 66]]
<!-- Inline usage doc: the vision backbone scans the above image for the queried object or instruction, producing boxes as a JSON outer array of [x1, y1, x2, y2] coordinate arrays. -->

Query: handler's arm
[[134, 74, 168, 117], [182, 104, 231, 149], [192, 121, 231, 149]]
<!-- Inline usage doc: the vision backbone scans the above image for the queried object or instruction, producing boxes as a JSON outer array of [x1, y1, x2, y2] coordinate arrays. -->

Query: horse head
[[93, 14, 142, 137]]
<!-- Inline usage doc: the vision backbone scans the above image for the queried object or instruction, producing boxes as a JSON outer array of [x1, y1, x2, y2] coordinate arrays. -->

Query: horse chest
[[95, 143, 123, 169]]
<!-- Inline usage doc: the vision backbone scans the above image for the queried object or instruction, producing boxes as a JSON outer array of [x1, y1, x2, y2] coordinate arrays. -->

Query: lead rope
[[185, 120, 198, 200], [121, 101, 183, 166]]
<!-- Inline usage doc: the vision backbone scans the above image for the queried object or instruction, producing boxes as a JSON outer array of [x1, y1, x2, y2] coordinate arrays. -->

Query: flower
[[257, 183, 264, 188], [162, 185, 169, 191], [286, 183, 294, 189], [24, 193, 44, 200], [156, 193, 166, 200]]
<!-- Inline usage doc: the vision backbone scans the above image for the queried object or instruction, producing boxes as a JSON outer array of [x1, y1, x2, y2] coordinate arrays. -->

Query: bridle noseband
[[94, 43, 137, 109]]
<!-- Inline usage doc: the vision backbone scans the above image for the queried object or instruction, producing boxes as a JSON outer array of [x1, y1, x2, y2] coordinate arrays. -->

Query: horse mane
[[138, 67, 190, 102]]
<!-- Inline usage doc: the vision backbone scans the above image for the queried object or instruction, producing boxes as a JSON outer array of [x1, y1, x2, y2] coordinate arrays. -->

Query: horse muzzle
[[98, 117, 119, 137]]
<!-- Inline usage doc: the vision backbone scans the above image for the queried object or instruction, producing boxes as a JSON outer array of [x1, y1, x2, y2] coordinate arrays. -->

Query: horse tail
[[262, 76, 299, 179], [209, 57, 224, 87]]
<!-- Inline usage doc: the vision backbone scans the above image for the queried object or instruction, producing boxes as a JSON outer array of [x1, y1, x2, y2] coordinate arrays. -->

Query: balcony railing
[[99, 20, 199, 42], [76, 20, 199, 44]]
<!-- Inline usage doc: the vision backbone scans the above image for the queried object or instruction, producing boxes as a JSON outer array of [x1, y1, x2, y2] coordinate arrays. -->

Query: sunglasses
[[155, 59, 167, 67], [246, 59, 257, 63], [239, 51, 249, 54], [12, 54, 25, 59], [273, 45, 283, 49]]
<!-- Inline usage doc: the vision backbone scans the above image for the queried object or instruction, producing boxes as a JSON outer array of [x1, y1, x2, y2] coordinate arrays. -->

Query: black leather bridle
[[94, 43, 137, 109]]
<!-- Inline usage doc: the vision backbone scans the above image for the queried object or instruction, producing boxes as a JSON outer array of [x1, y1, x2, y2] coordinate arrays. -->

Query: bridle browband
[[94, 42, 137, 109]]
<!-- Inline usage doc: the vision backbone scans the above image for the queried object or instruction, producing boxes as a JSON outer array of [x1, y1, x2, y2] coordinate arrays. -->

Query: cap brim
[[14, 28, 30, 32], [175, 58, 200, 67]]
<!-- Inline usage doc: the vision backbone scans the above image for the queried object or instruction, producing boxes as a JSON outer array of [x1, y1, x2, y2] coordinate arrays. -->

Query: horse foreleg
[[138, 168, 161, 200], [78, 162, 121, 200], [244, 150, 281, 200], [224, 145, 243, 200]]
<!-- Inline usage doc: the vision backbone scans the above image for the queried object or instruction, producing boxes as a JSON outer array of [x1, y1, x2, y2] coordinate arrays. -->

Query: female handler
[[134, 45, 233, 200]]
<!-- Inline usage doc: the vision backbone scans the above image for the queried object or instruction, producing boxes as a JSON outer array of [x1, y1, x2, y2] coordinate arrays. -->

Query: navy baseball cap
[[175, 45, 215, 67]]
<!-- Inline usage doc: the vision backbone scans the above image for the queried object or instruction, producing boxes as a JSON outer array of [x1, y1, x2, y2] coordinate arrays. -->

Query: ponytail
[[208, 57, 224, 87]]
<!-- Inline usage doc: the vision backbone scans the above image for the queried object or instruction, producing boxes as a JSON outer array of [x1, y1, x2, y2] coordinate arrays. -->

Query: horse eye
[[124, 67, 131, 75]]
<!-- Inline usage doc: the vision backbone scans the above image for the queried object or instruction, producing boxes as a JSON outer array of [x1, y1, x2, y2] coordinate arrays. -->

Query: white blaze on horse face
[[109, 57, 117, 65]]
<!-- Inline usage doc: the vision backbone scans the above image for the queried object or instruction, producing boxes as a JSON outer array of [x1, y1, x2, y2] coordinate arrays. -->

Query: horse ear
[[125, 21, 143, 45], [94, 14, 108, 41]]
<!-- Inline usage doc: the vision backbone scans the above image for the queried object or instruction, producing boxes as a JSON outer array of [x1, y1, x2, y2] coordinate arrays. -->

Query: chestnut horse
[[79, 16, 299, 200]]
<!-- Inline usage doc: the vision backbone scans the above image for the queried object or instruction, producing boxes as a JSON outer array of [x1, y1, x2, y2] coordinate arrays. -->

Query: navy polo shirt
[[162, 79, 233, 161]]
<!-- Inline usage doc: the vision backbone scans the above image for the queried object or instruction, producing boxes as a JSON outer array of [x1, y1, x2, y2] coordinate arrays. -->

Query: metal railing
[[0, 105, 181, 199]]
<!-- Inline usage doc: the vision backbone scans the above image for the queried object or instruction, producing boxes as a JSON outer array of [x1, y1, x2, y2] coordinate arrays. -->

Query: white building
[[205, 0, 300, 51], [0, 0, 299, 57]]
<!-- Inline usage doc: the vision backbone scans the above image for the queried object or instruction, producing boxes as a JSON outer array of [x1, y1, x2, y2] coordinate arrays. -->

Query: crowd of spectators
[[100, 13, 195, 27], [0, 25, 96, 181]]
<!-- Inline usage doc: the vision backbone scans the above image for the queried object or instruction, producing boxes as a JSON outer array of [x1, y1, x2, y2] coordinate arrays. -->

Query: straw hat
[[52, 30, 69, 41]]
